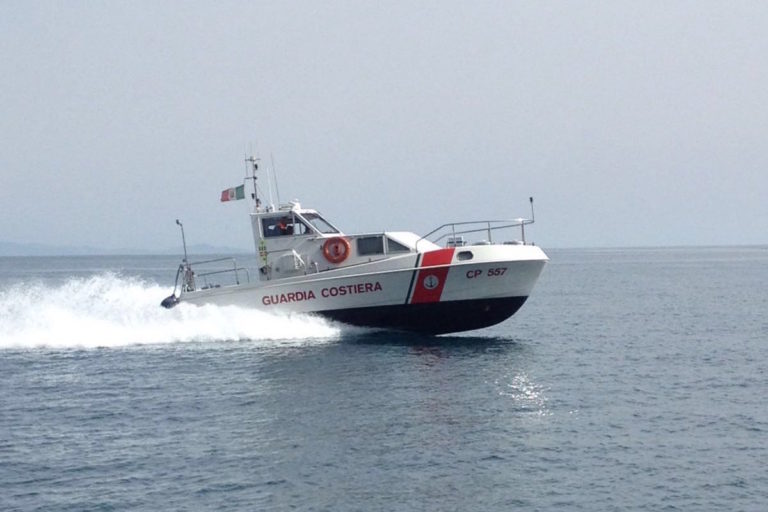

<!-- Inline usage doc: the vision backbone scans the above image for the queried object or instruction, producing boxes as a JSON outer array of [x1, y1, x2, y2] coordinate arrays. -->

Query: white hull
[[179, 245, 547, 334]]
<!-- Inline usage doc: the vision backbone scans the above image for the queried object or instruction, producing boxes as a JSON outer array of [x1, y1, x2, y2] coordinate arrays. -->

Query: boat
[[161, 157, 548, 334]]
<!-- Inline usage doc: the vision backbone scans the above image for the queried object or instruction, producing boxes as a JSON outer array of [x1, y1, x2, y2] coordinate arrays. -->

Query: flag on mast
[[220, 184, 245, 202]]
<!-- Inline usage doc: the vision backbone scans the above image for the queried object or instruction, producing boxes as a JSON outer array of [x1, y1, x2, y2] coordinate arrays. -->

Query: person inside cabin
[[277, 217, 293, 235], [263, 216, 296, 237]]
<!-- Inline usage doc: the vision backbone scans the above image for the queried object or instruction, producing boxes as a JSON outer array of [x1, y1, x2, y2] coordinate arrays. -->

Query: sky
[[2, 0, 767, 252]]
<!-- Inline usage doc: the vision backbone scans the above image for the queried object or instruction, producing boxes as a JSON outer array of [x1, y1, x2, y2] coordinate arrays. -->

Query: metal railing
[[416, 218, 534, 251], [416, 198, 537, 250], [171, 257, 250, 294]]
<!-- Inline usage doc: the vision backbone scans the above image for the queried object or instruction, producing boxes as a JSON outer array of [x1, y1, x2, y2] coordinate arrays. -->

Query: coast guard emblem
[[423, 274, 440, 290]]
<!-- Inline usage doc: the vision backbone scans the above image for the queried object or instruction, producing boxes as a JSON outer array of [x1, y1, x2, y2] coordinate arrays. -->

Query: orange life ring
[[323, 237, 351, 264]]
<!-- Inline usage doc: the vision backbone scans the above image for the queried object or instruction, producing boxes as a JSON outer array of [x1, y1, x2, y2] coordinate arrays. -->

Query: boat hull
[[318, 296, 528, 334], [177, 245, 547, 334]]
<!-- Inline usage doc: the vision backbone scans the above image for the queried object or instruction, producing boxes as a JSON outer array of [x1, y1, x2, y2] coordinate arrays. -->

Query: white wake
[[0, 273, 344, 349]]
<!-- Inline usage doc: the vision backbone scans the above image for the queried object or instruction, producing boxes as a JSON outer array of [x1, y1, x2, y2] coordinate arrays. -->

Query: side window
[[386, 238, 410, 253], [357, 236, 384, 256], [262, 217, 294, 237], [292, 218, 311, 236]]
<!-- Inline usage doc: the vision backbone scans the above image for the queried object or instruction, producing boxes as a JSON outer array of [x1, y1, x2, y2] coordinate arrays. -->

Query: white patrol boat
[[161, 157, 548, 334]]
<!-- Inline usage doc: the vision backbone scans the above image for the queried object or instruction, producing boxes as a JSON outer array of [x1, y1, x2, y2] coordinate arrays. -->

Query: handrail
[[176, 257, 251, 293], [198, 267, 250, 286], [416, 218, 534, 251], [186, 256, 241, 267]]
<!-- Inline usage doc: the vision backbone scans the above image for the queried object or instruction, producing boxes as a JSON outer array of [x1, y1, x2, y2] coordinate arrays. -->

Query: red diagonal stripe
[[410, 248, 455, 304]]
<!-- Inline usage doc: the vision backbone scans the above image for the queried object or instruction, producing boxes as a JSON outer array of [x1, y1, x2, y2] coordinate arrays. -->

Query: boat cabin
[[251, 201, 420, 281]]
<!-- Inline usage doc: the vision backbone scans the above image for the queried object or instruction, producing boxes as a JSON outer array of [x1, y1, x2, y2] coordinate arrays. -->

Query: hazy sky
[[2, 1, 767, 251]]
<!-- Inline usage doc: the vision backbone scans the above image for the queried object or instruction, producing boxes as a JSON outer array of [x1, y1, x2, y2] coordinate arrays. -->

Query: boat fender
[[323, 237, 351, 264], [161, 294, 179, 309]]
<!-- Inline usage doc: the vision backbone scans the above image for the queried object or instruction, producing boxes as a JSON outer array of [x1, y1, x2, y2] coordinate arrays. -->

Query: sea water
[[1, 248, 766, 511]]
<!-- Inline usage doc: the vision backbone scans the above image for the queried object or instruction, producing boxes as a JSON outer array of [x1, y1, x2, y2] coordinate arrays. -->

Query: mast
[[245, 156, 261, 210]]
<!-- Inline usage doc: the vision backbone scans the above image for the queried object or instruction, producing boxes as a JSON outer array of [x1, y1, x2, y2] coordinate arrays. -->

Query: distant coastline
[[0, 241, 250, 257]]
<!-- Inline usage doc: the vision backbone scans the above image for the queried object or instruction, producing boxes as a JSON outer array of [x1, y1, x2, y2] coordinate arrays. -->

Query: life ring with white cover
[[323, 237, 351, 264]]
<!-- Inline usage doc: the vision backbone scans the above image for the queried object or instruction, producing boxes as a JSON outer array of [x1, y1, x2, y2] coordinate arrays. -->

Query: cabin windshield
[[301, 212, 339, 234]]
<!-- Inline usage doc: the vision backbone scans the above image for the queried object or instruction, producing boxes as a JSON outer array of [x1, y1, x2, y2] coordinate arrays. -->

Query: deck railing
[[417, 218, 534, 251], [172, 257, 250, 294]]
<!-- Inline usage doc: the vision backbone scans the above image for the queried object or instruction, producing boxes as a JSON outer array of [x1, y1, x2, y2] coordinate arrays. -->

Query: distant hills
[[0, 241, 251, 257]]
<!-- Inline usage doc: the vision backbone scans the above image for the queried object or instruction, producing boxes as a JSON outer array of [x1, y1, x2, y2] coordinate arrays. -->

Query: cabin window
[[302, 213, 339, 234], [262, 216, 296, 237], [386, 238, 410, 253], [357, 236, 384, 256], [291, 218, 311, 236]]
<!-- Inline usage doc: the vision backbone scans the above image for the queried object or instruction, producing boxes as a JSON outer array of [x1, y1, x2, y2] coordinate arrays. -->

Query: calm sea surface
[[1, 247, 767, 511]]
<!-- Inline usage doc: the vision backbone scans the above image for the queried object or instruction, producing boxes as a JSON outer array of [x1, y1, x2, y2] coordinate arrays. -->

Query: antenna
[[271, 153, 281, 205], [263, 156, 275, 209], [529, 197, 535, 223], [176, 219, 188, 264]]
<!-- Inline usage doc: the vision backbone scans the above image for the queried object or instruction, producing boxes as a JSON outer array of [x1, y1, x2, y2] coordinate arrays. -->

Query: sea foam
[[0, 273, 343, 349]]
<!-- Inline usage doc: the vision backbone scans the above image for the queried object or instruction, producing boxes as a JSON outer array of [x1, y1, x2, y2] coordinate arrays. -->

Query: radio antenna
[[271, 153, 281, 205]]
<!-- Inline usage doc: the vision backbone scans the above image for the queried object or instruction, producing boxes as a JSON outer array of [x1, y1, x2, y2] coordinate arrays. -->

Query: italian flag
[[220, 184, 245, 202]]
